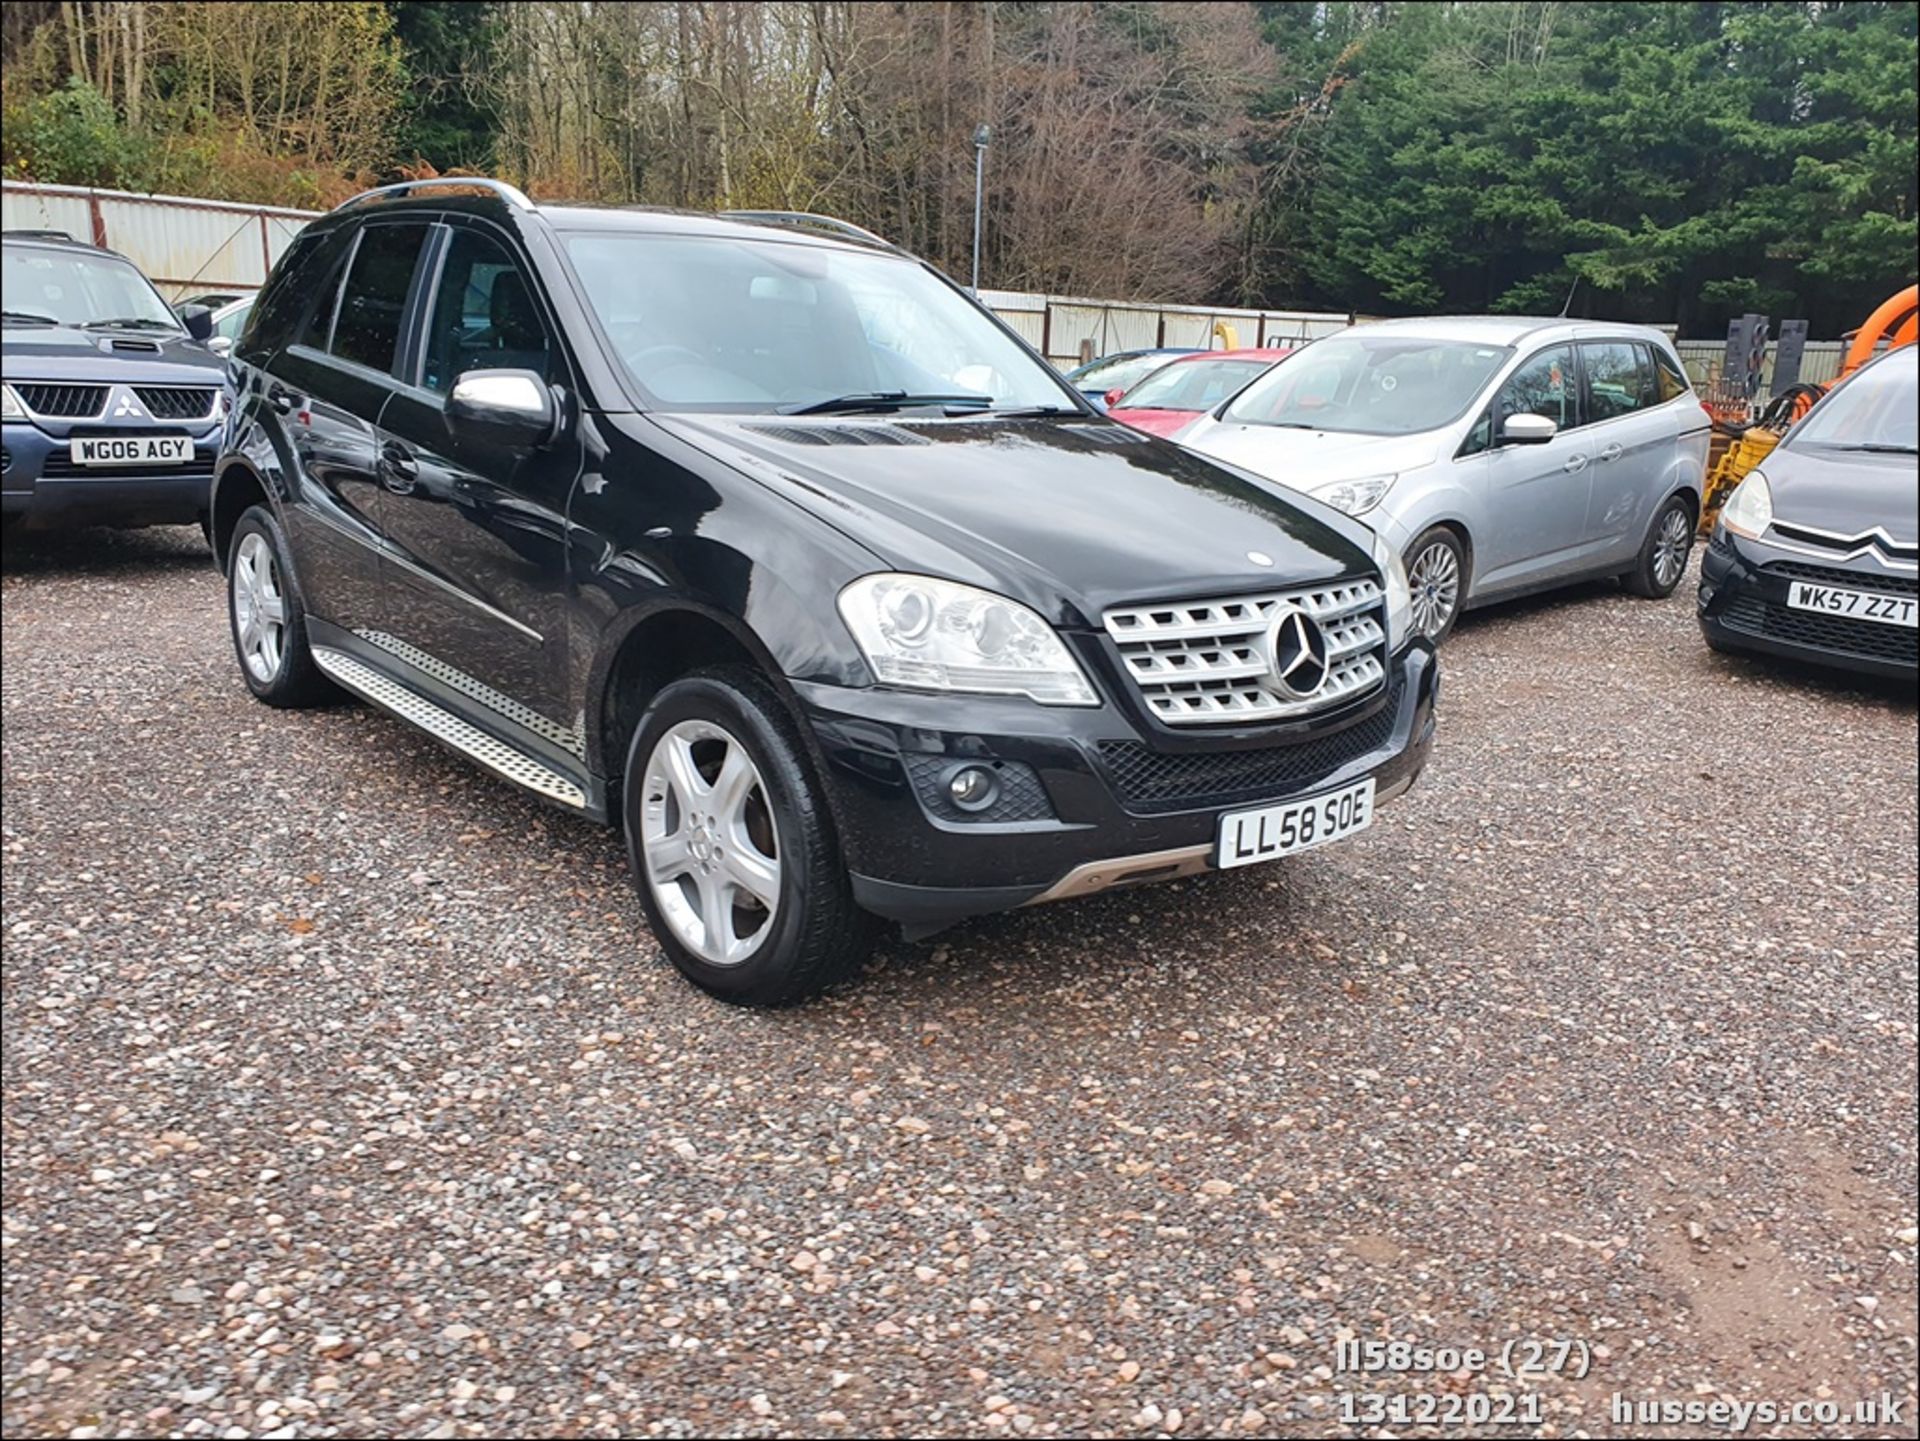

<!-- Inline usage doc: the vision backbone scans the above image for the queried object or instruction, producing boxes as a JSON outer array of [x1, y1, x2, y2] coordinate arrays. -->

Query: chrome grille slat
[[1103, 578, 1388, 726]]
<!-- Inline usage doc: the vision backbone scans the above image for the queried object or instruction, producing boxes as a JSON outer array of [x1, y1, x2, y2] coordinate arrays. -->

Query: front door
[[1469, 343, 1593, 594], [369, 220, 580, 741]]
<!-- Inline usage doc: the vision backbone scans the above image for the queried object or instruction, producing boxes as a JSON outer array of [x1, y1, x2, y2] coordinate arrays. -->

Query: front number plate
[[1786, 581, 1917, 629], [1216, 776, 1375, 869], [70, 435, 192, 467]]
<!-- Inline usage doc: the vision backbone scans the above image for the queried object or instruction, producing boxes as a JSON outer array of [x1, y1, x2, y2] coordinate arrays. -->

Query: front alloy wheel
[[1406, 529, 1465, 643], [226, 505, 334, 708], [639, 719, 782, 966]]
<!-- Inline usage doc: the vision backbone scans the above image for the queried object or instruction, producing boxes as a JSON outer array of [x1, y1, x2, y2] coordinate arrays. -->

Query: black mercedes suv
[[211, 179, 1437, 1005]]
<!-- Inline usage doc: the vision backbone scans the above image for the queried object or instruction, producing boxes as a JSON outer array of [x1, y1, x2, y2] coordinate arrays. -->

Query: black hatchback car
[[3, 231, 222, 532], [1699, 345, 1917, 681], [210, 179, 1437, 1005]]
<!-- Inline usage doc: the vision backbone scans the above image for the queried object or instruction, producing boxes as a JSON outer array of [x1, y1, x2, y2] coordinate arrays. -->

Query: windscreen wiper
[[2, 310, 58, 326], [984, 404, 1079, 417], [779, 391, 989, 416], [87, 317, 180, 332], [1827, 442, 1919, 455]]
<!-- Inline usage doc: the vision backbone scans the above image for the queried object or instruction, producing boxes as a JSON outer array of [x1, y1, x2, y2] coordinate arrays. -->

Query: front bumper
[[1697, 527, 1917, 680], [799, 643, 1438, 929], [2, 421, 219, 529]]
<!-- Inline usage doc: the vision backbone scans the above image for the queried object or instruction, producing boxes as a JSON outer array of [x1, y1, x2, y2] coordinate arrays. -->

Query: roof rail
[[4, 228, 79, 243], [333, 177, 535, 215], [719, 210, 895, 249]]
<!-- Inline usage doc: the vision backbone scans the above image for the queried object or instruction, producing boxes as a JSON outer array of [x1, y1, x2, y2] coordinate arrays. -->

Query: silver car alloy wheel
[[232, 531, 288, 683], [640, 719, 782, 966], [1408, 539, 1461, 640], [1653, 506, 1692, 589]]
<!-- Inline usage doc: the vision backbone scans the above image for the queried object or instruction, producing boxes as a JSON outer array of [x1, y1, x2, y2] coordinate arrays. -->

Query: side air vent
[[744, 423, 933, 448]]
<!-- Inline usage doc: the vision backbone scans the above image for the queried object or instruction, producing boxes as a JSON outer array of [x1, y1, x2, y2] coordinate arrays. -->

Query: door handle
[[378, 441, 419, 493], [267, 384, 300, 416], [1562, 453, 1589, 473], [1599, 442, 1624, 463]]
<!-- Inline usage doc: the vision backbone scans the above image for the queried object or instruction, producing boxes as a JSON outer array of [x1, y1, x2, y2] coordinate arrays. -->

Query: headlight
[[1371, 533, 1413, 651], [0, 383, 24, 420], [1312, 473, 1396, 516], [837, 574, 1098, 706], [1720, 470, 1773, 540]]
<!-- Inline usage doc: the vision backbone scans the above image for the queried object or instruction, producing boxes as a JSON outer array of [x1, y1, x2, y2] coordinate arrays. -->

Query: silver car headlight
[[1312, 473, 1396, 516], [838, 573, 1098, 706], [1371, 533, 1413, 651], [0, 383, 24, 420], [1720, 470, 1773, 540]]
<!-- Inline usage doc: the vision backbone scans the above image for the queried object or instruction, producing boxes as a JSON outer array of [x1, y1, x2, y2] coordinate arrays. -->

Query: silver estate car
[[1177, 317, 1712, 641]]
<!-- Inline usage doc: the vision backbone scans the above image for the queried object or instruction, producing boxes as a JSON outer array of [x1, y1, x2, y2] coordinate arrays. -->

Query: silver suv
[[1177, 317, 1711, 641]]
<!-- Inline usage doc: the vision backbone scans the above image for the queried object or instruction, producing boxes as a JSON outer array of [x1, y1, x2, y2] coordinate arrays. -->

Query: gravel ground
[[3, 524, 1916, 1440]]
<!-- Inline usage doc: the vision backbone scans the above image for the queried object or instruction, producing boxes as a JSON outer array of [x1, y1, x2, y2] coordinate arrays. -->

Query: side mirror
[[447, 369, 555, 448], [1501, 413, 1557, 446], [1103, 387, 1125, 407], [179, 303, 214, 342], [207, 335, 234, 357]]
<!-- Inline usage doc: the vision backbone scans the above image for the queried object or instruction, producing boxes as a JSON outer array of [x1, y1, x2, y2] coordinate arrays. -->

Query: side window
[[1581, 341, 1653, 423], [1653, 346, 1691, 404], [248, 231, 329, 352], [1495, 345, 1576, 431], [1458, 408, 1494, 458], [294, 246, 350, 352], [330, 222, 430, 374], [421, 228, 551, 394], [214, 302, 250, 341]]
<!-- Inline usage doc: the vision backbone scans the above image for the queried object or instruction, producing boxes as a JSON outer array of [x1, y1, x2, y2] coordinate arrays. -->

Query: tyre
[[1625, 493, 1695, 598], [1405, 526, 1468, 644], [623, 666, 876, 1006], [227, 505, 336, 708]]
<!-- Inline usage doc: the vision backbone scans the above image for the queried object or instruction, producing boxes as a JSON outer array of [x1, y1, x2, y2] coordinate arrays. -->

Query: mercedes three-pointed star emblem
[[1263, 605, 1331, 700]]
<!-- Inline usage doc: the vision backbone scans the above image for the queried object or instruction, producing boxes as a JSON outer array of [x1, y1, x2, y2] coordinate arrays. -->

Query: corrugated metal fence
[[3, 180, 320, 300], [2, 181, 1868, 391]]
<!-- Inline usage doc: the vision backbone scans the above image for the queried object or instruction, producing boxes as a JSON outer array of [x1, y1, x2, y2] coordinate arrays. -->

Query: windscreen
[[1788, 349, 1918, 453], [1119, 357, 1274, 411], [564, 232, 1071, 412], [1221, 335, 1510, 436], [2, 244, 180, 330]]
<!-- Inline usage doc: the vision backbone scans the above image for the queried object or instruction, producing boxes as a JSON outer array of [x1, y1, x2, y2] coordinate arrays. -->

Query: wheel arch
[[208, 457, 272, 576]]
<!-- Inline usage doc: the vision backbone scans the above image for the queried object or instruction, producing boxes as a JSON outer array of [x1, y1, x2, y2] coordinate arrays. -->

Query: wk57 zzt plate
[[1216, 775, 1375, 869], [1786, 580, 1918, 629]]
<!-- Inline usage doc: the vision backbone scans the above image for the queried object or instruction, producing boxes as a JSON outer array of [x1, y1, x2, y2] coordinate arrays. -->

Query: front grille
[[901, 755, 1054, 823], [133, 386, 218, 420], [1102, 578, 1386, 725], [1762, 560, 1918, 595], [1770, 521, 1918, 567], [1098, 674, 1404, 813], [1721, 592, 1917, 668], [15, 384, 107, 417]]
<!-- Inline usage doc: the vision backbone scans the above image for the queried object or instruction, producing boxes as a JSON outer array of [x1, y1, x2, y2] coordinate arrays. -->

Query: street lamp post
[[971, 123, 991, 293]]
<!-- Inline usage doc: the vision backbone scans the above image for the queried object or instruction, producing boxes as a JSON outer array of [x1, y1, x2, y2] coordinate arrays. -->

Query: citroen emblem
[[1264, 605, 1331, 699]]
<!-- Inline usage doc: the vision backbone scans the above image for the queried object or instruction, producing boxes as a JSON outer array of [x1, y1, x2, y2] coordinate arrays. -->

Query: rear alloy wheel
[[226, 505, 335, 708], [1405, 527, 1467, 643], [1626, 494, 1695, 598], [624, 667, 875, 1005]]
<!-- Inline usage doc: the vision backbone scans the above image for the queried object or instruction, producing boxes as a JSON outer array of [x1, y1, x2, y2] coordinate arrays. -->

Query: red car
[[1105, 348, 1295, 437]]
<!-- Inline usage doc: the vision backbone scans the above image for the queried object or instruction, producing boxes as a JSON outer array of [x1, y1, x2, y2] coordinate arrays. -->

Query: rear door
[[1465, 343, 1593, 592], [265, 220, 432, 629], [367, 218, 581, 736], [1578, 339, 1673, 564]]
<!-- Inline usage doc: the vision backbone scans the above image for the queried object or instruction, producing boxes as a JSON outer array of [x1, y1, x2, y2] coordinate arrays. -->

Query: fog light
[[947, 765, 999, 813]]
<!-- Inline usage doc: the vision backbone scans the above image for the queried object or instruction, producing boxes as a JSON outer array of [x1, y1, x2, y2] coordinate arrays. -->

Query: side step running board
[[312, 646, 588, 809]]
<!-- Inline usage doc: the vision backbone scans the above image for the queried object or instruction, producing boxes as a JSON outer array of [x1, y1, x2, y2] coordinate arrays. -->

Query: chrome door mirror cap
[[1501, 413, 1558, 445], [447, 368, 557, 446]]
